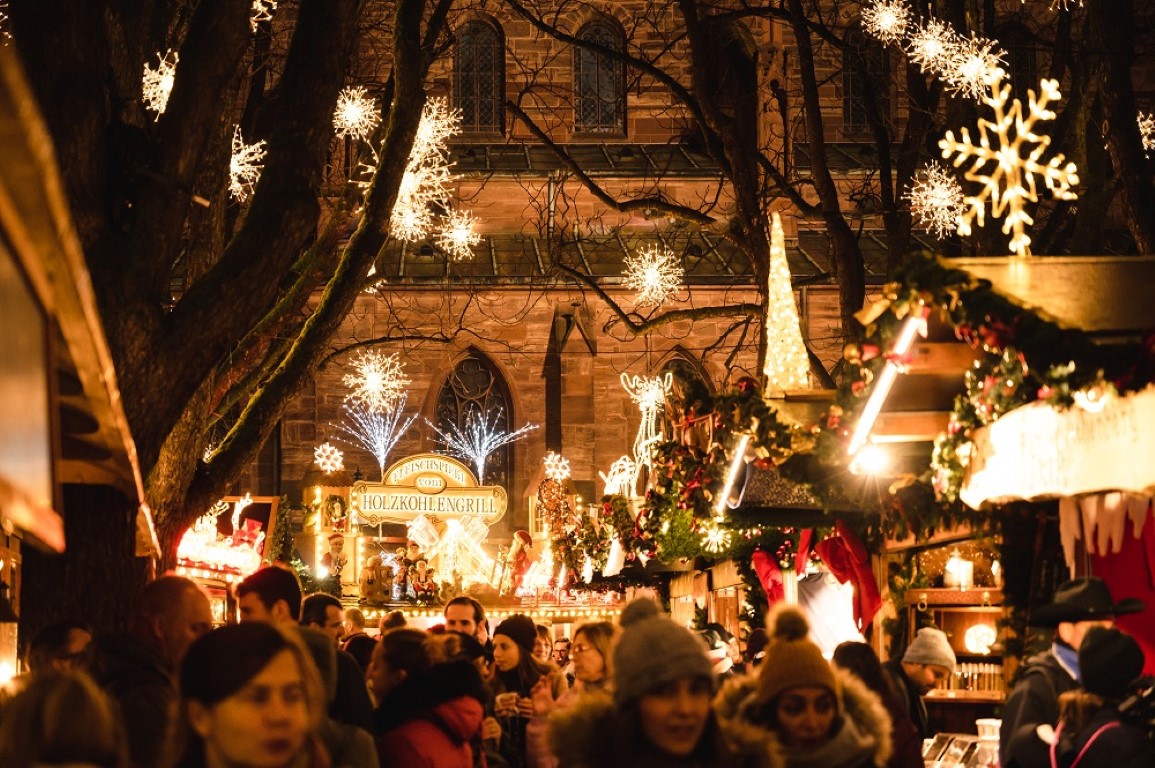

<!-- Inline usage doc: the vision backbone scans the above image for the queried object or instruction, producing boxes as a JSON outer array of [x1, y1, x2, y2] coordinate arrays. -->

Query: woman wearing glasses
[[526, 621, 617, 768]]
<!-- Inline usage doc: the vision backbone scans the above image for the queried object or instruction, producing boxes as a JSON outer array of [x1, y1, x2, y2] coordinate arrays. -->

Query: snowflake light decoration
[[939, 69, 1079, 258], [861, 0, 911, 46], [229, 126, 267, 202], [435, 210, 482, 261], [906, 161, 967, 239], [412, 98, 461, 163], [427, 410, 538, 484], [142, 50, 179, 119], [251, 0, 277, 30], [700, 523, 732, 554], [333, 86, 381, 142], [335, 398, 418, 481], [1139, 111, 1155, 155], [942, 33, 1007, 101], [543, 451, 571, 482], [343, 349, 411, 414], [623, 245, 684, 306], [904, 18, 960, 77], [314, 442, 345, 473]]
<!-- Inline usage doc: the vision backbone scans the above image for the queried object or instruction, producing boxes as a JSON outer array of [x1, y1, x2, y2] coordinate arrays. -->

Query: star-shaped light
[[314, 442, 345, 474], [939, 68, 1079, 257], [334, 86, 381, 142], [142, 50, 179, 119], [861, 0, 911, 46], [435, 209, 482, 261], [623, 245, 684, 306], [906, 161, 966, 239], [543, 451, 572, 482], [229, 126, 267, 202], [389, 98, 461, 242], [343, 349, 411, 413]]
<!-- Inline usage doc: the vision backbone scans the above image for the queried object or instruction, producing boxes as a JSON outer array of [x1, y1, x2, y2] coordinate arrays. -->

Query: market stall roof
[[0, 48, 146, 551]]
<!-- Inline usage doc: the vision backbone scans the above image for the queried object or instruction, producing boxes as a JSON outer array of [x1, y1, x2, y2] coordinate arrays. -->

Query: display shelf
[[905, 588, 1003, 607]]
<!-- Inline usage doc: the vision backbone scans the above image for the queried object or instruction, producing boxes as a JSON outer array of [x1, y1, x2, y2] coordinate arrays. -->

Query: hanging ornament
[[333, 86, 381, 142], [229, 126, 267, 202], [623, 245, 684, 306], [342, 349, 411, 414], [314, 442, 344, 474], [434, 209, 482, 261], [861, 0, 911, 46], [906, 161, 966, 239], [543, 451, 572, 482]]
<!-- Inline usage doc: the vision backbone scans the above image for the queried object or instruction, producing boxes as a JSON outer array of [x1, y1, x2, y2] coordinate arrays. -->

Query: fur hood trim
[[714, 668, 892, 768], [548, 690, 784, 768]]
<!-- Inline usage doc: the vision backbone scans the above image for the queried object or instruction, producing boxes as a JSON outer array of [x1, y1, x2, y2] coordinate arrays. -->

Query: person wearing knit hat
[[714, 604, 892, 768], [490, 613, 566, 768], [881, 627, 955, 743], [548, 598, 781, 767]]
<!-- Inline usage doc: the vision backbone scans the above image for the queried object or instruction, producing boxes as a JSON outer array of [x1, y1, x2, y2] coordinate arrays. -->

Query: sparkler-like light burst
[[427, 410, 538, 484], [251, 0, 277, 31], [906, 161, 967, 239], [904, 18, 959, 76], [435, 209, 482, 261], [229, 126, 266, 202], [939, 68, 1079, 258], [142, 50, 179, 118], [861, 0, 911, 46], [942, 33, 1007, 101], [333, 86, 381, 142], [342, 349, 411, 414], [335, 399, 418, 481], [543, 451, 571, 482], [623, 245, 684, 306], [314, 442, 345, 473], [700, 523, 732, 554], [1139, 111, 1155, 155], [389, 98, 461, 242]]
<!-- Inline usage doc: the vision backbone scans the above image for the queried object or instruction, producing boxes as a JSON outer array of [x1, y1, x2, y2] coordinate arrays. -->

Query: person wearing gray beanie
[[612, 598, 714, 707], [882, 627, 956, 743]]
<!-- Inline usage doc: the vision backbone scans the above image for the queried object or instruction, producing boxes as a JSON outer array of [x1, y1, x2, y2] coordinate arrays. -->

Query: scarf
[[1053, 642, 1081, 683], [781, 714, 877, 768]]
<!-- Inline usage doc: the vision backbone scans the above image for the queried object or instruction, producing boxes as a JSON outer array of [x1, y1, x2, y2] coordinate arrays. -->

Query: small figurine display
[[410, 559, 437, 604], [359, 555, 393, 605], [321, 533, 348, 578], [325, 495, 348, 532]]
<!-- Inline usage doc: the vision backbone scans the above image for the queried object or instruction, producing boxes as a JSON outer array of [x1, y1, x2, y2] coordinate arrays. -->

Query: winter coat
[[89, 632, 176, 768], [714, 667, 894, 768], [490, 667, 567, 768], [880, 659, 928, 742], [1005, 706, 1155, 768], [374, 660, 486, 768], [999, 651, 1079, 766], [547, 689, 784, 768], [878, 691, 923, 768]]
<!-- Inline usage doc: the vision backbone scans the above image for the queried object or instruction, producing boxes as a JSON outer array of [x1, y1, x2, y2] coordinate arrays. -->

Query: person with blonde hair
[[0, 669, 129, 768]]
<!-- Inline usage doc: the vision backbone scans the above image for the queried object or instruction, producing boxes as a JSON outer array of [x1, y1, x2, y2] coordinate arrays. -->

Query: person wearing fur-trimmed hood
[[715, 605, 893, 768], [547, 598, 783, 768]]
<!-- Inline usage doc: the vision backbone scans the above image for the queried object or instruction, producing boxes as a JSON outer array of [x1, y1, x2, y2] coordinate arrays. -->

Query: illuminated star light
[[435, 209, 482, 261], [1139, 111, 1155, 155], [427, 410, 538, 484], [251, 0, 277, 31], [142, 49, 179, 119], [939, 68, 1079, 258], [763, 212, 810, 395], [942, 33, 1007, 101], [906, 161, 967, 239], [623, 245, 684, 306], [861, 0, 912, 46], [229, 126, 267, 202], [333, 86, 381, 142], [904, 18, 960, 77], [342, 349, 411, 414], [314, 442, 345, 474], [700, 523, 732, 554], [334, 397, 418, 481], [543, 451, 572, 482]]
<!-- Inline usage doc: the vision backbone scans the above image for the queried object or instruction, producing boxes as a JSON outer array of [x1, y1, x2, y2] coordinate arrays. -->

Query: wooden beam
[[904, 342, 980, 375], [872, 411, 950, 442]]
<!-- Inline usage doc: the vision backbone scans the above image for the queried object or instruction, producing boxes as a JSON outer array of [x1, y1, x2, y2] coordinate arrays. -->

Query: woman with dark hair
[[171, 623, 327, 768], [368, 628, 487, 768], [490, 615, 567, 768], [548, 600, 781, 768], [0, 669, 129, 768], [833, 642, 922, 768]]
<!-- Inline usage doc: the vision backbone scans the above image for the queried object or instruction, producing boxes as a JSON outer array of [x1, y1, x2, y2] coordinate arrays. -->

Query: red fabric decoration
[[814, 521, 883, 632], [796, 528, 814, 575], [1093, 511, 1155, 675], [752, 548, 785, 606]]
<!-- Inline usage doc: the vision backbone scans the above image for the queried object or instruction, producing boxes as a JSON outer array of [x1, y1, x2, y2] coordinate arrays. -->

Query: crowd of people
[[0, 566, 1149, 768]]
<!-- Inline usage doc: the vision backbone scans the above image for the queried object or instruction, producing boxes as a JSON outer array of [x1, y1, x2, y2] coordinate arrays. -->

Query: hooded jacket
[[714, 667, 893, 768], [374, 660, 486, 768], [547, 690, 784, 768]]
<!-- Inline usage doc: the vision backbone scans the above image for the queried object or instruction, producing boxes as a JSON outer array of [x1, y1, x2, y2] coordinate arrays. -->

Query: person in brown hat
[[999, 577, 1145, 765]]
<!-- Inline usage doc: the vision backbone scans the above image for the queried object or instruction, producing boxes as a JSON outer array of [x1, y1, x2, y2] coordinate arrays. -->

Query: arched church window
[[574, 20, 625, 133], [455, 20, 504, 134], [433, 351, 514, 488]]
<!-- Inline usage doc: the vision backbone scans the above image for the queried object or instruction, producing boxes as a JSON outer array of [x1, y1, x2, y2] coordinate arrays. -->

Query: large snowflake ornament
[[142, 50, 179, 119], [904, 18, 959, 76], [1139, 111, 1155, 155], [435, 210, 482, 261], [939, 69, 1079, 258], [700, 523, 732, 554], [543, 452, 572, 482], [942, 34, 1007, 101], [623, 245, 684, 306], [861, 0, 911, 46], [314, 442, 345, 474], [229, 126, 267, 202], [906, 162, 967, 238], [251, 0, 277, 31], [334, 86, 381, 142], [343, 349, 411, 413]]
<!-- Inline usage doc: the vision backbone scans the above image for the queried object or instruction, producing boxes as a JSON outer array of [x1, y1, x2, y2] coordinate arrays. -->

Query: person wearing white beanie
[[881, 627, 956, 742]]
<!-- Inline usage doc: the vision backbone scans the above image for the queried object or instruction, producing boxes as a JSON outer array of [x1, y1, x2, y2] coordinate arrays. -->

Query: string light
[[861, 0, 911, 46], [314, 443, 345, 474], [251, 0, 277, 31], [906, 161, 966, 239], [342, 349, 411, 414], [762, 212, 809, 395], [334, 398, 417, 481], [621, 372, 672, 484], [142, 49, 179, 118], [599, 455, 637, 497], [229, 126, 266, 202], [389, 98, 461, 242], [939, 68, 1079, 258], [700, 522, 732, 554], [1139, 111, 1155, 155], [543, 451, 572, 482], [434, 209, 481, 261], [623, 245, 684, 306], [333, 86, 381, 142], [426, 410, 538, 484]]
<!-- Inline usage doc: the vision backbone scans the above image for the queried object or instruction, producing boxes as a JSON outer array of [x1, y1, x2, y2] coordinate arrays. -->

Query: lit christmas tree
[[762, 212, 809, 395]]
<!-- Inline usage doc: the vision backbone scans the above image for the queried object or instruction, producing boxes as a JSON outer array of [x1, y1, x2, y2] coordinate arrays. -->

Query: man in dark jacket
[[882, 626, 957, 741], [999, 577, 1145, 766], [90, 575, 214, 768]]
